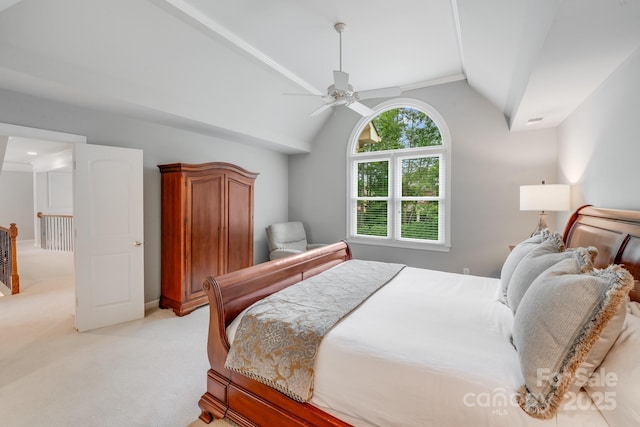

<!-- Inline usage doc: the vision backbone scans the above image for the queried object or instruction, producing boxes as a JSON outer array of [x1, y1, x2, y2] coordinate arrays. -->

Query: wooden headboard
[[563, 205, 640, 302]]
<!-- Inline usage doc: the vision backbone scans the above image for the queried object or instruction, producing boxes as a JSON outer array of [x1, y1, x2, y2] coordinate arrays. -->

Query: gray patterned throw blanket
[[224, 259, 405, 402]]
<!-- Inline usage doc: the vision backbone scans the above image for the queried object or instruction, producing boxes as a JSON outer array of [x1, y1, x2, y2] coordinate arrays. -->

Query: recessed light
[[526, 118, 543, 125], [27, 151, 38, 156]]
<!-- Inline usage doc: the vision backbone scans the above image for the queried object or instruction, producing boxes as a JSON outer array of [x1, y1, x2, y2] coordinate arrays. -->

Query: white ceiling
[[2, 137, 72, 171], [0, 0, 639, 159], [4, 137, 69, 163]]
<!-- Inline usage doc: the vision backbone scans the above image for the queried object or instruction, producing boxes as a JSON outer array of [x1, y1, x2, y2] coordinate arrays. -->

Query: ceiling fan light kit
[[298, 22, 402, 117]]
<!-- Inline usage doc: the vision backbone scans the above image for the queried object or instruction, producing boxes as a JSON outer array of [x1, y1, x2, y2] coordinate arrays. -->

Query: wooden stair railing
[[0, 223, 19, 294]]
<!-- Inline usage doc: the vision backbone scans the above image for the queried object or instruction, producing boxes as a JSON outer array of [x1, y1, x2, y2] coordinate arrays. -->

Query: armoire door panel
[[227, 177, 254, 272], [188, 174, 224, 296]]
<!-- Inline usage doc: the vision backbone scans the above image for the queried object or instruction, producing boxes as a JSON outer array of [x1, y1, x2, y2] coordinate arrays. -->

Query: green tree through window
[[357, 107, 442, 153]]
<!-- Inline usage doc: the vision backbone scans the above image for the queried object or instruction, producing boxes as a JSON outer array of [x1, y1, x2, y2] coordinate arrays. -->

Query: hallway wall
[[0, 170, 34, 240]]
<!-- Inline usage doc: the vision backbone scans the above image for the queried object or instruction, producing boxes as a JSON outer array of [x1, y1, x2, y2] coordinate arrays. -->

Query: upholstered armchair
[[265, 221, 326, 260]]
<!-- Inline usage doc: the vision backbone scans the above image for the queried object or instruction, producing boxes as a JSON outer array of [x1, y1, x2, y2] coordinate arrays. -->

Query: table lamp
[[520, 181, 570, 236]]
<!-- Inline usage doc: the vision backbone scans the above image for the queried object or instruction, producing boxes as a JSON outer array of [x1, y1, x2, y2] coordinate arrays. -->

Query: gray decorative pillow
[[507, 243, 598, 314], [499, 229, 562, 303], [571, 298, 627, 390], [512, 264, 634, 420]]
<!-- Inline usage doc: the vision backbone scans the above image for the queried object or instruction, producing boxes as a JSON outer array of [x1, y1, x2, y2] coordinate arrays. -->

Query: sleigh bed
[[198, 205, 640, 427]]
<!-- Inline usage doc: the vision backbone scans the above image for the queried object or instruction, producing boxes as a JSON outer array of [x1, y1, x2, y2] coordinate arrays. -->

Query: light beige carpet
[[0, 241, 235, 427]]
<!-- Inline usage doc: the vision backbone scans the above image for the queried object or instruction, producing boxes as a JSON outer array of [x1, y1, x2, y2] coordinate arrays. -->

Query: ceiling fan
[[293, 22, 402, 117]]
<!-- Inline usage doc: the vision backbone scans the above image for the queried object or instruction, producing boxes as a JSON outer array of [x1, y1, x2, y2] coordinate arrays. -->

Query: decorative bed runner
[[225, 259, 405, 402]]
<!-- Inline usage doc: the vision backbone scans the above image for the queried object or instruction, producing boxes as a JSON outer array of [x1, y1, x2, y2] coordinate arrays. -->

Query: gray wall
[[0, 88, 290, 303], [289, 81, 559, 278], [558, 46, 640, 222], [0, 170, 34, 240]]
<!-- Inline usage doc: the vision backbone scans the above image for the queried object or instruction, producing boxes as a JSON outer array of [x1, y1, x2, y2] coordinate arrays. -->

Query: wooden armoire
[[158, 162, 258, 316]]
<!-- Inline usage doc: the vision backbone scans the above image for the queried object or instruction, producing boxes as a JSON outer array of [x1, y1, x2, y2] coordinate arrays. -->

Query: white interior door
[[74, 144, 144, 332]]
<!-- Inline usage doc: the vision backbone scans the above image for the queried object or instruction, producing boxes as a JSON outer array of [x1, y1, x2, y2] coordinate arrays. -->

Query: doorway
[[0, 123, 84, 299], [0, 122, 145, 332]]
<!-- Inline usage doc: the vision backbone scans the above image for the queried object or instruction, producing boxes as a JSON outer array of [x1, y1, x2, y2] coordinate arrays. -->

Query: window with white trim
[[347, 100, 451, 251]]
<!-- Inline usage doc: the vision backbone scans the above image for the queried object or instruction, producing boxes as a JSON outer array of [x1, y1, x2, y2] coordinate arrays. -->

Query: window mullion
[[392, 153, 400, 241]]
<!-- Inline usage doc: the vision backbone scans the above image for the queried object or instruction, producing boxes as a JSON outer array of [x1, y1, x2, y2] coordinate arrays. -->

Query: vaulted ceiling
[[0, 0, 638, 155]]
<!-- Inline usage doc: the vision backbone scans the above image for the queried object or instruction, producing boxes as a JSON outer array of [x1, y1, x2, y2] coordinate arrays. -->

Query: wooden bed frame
[[563, 205, 640, 301], [198, 206, 640, 426], [199, 241, 353, 426]]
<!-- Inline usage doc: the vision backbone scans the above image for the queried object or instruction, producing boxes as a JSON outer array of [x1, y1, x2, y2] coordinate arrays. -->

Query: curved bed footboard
[[198, 241, 353, 426]]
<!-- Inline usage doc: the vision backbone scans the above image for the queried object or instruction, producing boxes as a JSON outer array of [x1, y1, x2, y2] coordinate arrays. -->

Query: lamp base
[[531, 212, 548, 237]]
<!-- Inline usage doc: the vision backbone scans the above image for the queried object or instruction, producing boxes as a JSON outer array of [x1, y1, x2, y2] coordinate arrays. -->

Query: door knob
[[133, 241, 143, 247]]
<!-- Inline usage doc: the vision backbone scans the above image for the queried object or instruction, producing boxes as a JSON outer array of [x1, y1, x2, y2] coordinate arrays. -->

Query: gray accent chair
[[265, 221, 326, 260]]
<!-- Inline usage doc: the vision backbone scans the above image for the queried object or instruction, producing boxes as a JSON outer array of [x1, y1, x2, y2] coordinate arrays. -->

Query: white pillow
[[629, 301, 640, 316], [583, 310, 640, 427]]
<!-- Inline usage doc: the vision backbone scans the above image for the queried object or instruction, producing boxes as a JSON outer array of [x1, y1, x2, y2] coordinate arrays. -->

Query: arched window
[[347, 99, 451, 251]]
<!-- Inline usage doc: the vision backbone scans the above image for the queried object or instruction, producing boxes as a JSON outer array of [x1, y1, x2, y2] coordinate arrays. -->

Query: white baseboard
[[16, 239, 36, 248], [145, 299, 160, 311]]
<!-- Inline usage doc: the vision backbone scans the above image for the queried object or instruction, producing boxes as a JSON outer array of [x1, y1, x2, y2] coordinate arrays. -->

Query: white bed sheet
[[227, 266, 609, 427]]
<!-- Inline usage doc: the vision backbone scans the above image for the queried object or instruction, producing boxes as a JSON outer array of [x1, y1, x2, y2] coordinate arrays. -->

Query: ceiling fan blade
[[283, 92, 322, 97], [283, 93, 326, 99], [356, 86, 402, 100], [333, 70, 350, 92], [347, 101, 375, 117], [309, 103, 334, 117]]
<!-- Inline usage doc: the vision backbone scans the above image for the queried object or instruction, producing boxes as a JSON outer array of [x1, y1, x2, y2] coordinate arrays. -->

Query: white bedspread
[[228, 266, 609, 427]]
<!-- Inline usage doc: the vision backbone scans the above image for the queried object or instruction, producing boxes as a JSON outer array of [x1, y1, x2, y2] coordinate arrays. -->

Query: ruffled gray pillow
[[513, 264, 633, 419], [507, 243, 598, 314], [499, 229, 563, 304]]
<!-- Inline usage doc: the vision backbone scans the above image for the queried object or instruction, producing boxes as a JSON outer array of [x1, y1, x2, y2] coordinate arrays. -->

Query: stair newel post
[[9, 223, 19, 294]]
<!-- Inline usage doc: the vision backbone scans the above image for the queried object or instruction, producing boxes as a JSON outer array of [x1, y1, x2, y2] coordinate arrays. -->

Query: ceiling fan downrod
[[334, 22, 346, 72]]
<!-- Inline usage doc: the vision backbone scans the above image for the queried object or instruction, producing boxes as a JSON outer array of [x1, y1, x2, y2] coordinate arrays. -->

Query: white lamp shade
[[520, 184, 570, 211]]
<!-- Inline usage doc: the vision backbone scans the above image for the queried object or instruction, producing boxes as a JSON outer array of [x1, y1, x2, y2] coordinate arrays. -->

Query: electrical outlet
[[463, 267, 470, 275]]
